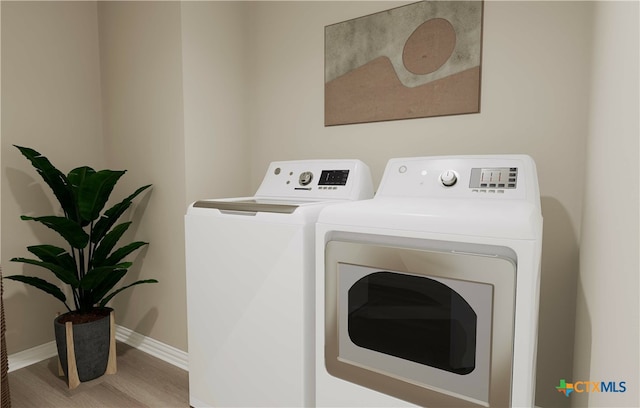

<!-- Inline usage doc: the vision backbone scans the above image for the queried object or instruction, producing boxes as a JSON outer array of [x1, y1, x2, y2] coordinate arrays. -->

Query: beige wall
[[181, 1, 251, 206], [1, 1, 104, 352], [97, 1, 188, 351], [573, 2, 639, 407]]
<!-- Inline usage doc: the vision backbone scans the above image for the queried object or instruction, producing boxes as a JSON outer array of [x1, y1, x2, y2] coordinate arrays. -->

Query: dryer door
[[324, 239, 516, 407]]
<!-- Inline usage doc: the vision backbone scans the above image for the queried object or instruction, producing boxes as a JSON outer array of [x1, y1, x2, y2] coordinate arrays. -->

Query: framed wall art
[[325, 1, 483, 126]]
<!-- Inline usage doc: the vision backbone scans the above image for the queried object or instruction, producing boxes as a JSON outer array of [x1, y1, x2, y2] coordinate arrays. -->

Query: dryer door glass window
[[326, 242, 516, 406], [348, 271, 476, 375]]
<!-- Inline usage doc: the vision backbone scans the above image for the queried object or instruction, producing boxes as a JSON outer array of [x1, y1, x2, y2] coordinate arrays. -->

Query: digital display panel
[[469, 168, 518, 189], [319, 170, 350, 186]]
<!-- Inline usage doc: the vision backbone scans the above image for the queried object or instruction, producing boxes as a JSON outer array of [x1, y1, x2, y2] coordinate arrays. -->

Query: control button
[[399, 165, 407, 174], [299, 171, 313, 186], [497, 190, 505, 194], [440, 170, 458, 187], [274, 167, 281, 175]]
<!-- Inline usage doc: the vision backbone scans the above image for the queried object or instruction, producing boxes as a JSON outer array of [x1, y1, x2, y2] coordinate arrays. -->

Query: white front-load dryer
[[185, 160, 373, 407], [315, 155, 543, 407]]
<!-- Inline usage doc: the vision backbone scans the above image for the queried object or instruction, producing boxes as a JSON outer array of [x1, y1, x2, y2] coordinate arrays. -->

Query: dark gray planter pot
[[54, 308, 112, 382]]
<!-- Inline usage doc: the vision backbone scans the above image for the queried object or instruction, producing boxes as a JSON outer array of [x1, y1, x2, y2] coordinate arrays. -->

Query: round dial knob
[[298, 171, 313, 186], [440, 170, 458, 187]]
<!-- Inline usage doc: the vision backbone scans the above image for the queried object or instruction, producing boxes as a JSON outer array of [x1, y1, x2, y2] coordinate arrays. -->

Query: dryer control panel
[[377, 155, 539, 206], [468, 167, 519, 190]]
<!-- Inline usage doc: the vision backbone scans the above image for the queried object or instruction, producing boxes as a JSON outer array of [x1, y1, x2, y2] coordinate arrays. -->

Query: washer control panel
[[377, 155, 538, 203], [319, 170, 350, 186], [296, 170, 351, 187], [254, 160, 374, 201], [291, 169, 349, 188]]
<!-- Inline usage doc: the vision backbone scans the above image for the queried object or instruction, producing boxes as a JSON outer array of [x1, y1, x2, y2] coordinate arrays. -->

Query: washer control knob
[[440, 170, 458, 187], [299, 171, 313, 186]]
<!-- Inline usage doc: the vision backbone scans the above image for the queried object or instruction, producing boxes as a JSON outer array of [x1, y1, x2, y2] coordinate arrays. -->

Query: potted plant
[[4, 145, 157, 387]]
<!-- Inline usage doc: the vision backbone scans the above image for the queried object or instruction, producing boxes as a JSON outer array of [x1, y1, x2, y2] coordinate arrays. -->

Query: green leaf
[[91, 184, 152, 244], [77, 170, 126, 224], [103, 241, 148, 267], [14, 146, 78, 221], [10, 257, 79, 287], [92, 222, 131, 266], [98, 279, 158, 307], [68, 166, 96, 192], [67, 166, 96, 226], [79, 263, 133, 290], [26, 245, 77, 272], [3, 275, 68, 307], [20, 215, 88, 249], [86, 268, 127, 306]]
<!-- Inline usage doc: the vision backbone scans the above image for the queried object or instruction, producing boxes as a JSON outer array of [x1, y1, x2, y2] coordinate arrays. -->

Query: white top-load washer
[[185, 159, 373, 408], [315, 155, 543, 407]]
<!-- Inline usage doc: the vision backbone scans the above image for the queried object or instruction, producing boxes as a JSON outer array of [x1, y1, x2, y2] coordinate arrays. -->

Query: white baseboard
[[8, 324, 188, 373], [114, 325, 188, 371], [7, 340, 57, 373]]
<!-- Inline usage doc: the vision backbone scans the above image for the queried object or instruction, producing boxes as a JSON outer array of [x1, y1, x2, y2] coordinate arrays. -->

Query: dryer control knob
[[440, 170, 458, 187]]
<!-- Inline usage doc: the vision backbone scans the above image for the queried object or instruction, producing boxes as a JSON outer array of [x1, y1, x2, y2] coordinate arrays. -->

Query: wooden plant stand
[[57, 310, 117, 389]]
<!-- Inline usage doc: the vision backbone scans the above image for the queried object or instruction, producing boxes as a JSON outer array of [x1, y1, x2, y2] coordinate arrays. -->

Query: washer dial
[[299, 171, 314, 186]]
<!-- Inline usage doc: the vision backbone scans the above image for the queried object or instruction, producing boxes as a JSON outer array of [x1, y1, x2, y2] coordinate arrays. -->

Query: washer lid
[[193, 198, 332, 214], [192, 198, 322, 214]]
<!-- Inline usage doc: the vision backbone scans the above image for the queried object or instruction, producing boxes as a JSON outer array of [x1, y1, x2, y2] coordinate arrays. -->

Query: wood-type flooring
[[7, 342, 188, 407]]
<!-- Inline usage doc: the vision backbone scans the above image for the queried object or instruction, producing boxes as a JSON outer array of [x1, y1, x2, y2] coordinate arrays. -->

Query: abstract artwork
[[325, 1, 483, 126]]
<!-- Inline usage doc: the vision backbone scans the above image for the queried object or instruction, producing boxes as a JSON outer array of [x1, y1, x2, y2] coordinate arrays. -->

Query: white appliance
[[185, 159, 373, 408], [315, 155, 543, 407]]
